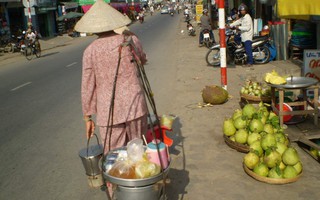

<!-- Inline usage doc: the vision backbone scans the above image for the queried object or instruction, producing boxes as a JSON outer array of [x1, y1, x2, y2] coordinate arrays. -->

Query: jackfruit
[[202, 85, 229, 104]]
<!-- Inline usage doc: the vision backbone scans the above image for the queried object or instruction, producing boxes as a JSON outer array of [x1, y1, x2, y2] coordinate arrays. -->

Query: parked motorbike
[[202, 29, 213, 48], [0, 36, 14, 53], [205, 29, 271, 66], [170, 10, 174, 16], [9, 33, 26, 53], [186, 20, 196, 36]]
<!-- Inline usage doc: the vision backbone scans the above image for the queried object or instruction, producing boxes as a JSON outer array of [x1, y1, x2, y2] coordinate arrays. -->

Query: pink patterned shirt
[[81, 32, 147, 126]]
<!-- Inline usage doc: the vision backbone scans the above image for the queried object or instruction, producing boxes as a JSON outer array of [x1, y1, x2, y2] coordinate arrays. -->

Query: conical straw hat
[[114, 26, 129, 34], [74, 0, 131, 33]]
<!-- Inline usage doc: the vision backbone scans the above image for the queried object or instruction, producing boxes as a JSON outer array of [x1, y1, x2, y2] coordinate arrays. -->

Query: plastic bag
[[135, 160, 161, 179], [108, 160, 136, 179], [160, 114, 176, 129], [127, 138, 144, 163]]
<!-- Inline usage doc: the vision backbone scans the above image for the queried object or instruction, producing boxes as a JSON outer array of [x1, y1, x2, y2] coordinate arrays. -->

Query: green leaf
[[275, 165, 282, 176], [252, 149, 260, 156], [252, 113, 259, 119], [265, 148, 271, 156]]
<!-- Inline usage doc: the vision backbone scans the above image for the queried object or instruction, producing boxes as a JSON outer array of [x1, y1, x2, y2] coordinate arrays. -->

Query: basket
[[243, 163, 302, 184], [223, 134, 250, 153], [240, 93, 271, 103]]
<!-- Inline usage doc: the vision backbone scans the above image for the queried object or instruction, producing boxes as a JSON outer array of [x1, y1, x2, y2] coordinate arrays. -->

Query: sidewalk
[[164, 15, 320, 199], [0, 35, 82, 64]]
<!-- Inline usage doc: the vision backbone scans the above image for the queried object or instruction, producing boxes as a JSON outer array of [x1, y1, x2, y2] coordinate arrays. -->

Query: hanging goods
[[146, 139, 169, 169], [101, 33, 170, 200]]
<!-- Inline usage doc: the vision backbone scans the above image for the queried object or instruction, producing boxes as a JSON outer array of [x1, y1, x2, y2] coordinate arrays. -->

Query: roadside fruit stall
[[264, 70, 319, 127], [220, 70, 319, 184]]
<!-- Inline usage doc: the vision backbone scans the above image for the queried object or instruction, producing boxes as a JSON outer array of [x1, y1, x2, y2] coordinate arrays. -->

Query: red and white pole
[[27, 0, 32, 23], [217, 0, 227, 90]]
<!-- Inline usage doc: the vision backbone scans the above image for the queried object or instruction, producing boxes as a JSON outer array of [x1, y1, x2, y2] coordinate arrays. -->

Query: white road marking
[[11, 82, 32, 91], [66, 62, 77, 68]]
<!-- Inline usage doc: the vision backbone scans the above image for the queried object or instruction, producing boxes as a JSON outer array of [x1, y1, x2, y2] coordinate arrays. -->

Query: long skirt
[[99, 114, 148, 155]]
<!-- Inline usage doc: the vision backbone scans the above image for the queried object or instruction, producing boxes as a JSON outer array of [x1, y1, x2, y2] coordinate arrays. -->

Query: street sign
[[22, 0, 36, 8], [303, 49, 320, 81], [24, 7, 35, 15], [195, 5, 203, 23]]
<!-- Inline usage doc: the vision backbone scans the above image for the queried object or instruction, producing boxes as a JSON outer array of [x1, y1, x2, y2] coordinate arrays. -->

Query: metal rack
[[269, 77, 319, 127]]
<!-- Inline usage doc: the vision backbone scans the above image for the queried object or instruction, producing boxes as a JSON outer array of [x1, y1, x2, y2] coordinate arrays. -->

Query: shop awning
[[278, 0, 320, 20], [78, 0, 110, 6], [0, 0, 20, 2], [61, 2, 79, 10], [77, 0, 110, 13]]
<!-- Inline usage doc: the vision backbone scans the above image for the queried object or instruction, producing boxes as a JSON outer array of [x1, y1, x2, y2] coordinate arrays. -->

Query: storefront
[[35, 0, 58, 37], [57, 1, 80, 35], [277, 0, 320, 49], [0, 0, 24, 39]]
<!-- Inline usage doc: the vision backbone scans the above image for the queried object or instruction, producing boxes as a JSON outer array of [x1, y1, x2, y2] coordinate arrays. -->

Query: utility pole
[[217, 0, 227, 89]]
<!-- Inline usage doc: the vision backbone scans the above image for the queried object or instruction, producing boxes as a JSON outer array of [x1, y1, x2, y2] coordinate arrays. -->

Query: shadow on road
[[41, 52, 59, 58], [167, 168, 189, 200], [166, 117, 189, 200]]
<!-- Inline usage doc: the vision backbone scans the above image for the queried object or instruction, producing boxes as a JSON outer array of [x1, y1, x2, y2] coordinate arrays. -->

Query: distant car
[[161, 6, 169, 14]]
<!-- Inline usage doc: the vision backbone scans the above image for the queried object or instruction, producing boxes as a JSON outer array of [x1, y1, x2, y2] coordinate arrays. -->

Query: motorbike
[[137, 15, 144, 23], [205, 29, 271, 66], [170, 10, 174, 16], [186, 20, 196, 36], [184, 13, 190, 22], [202, 29, 214, 48], [9, 33, 26, 53], [0, 35, 14, 53]]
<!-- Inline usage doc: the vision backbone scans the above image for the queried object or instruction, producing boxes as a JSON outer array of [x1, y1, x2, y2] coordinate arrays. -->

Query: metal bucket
[[103, 147, 170, 199], [115, 184, 164, 200], [79, 134, 103, 176]]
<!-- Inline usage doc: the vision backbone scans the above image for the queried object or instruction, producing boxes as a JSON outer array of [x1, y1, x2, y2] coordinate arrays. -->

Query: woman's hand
[[85, 120, 95, 139], [84, 116, 95, 139]]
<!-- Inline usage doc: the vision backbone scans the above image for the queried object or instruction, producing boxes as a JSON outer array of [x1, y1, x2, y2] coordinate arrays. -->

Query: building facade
[[0, 0, 58, 38]]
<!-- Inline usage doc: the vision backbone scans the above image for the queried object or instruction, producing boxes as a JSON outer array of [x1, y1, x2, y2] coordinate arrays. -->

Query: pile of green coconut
[[223, 102, 303, 180]]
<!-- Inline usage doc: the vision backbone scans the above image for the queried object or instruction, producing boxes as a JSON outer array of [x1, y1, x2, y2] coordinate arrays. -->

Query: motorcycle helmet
[[263, 25, 269, 31], [238, 4, 248, 12], [260, 25, 270, 36], [203, 9, 208, 14]]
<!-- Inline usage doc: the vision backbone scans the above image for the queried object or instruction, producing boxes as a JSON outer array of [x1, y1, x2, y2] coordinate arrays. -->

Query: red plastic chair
[[145, 125, 173, 147]]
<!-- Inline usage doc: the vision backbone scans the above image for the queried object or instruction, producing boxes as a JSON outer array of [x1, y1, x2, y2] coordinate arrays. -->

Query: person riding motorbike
[[138, 11, 144, 23], [228, 4, 253, 67], [178, 4, 182, 14], [199, 9, 215, 47], [169, 5, 174, 15], [184, 7, 189, 15], [25, 29, 36, 45], [150, 5, 154, 16]]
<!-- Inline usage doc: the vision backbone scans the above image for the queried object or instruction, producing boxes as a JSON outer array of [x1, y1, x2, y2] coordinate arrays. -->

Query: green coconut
[[223, 118, 236, 136], [253, 162, 269, 177], [201, 85, 229, 105]]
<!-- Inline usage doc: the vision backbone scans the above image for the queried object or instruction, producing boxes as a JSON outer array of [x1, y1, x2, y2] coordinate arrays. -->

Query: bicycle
[[24, 40, 41, 60]]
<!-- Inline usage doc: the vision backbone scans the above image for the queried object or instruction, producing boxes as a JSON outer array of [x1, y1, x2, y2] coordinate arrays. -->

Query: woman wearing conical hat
[[76, 0, 148, 194]]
